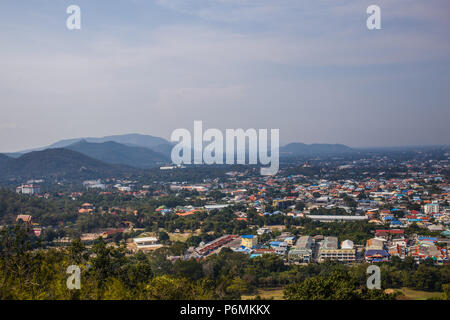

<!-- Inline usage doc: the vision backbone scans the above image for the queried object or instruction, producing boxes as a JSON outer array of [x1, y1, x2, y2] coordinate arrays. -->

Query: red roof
[[176, 209, 201, 217]]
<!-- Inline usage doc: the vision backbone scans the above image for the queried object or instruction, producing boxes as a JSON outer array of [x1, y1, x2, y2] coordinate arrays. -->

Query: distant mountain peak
[[0, 148, 138, 183], [13, 133, 172, 155], [65, 140, 169, 169]]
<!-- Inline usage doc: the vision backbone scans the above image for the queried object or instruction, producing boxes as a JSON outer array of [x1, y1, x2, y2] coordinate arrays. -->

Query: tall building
[[424, 202, 440, 214]]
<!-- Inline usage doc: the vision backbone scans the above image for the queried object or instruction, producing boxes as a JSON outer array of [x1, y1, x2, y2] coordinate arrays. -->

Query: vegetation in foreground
[[0, 226, 449, 300]]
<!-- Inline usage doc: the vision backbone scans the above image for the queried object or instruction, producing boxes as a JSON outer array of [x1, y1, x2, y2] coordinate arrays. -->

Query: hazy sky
[[1, 0, 449, 152]]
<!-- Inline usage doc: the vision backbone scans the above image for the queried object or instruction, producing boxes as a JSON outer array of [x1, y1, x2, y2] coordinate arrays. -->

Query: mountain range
[[0, 154, 11, 164], [48, 133, 169, 150], [0, 133, 359, 182], [0, 148, 138, 183], [10, 133, 172, 156], [66, 140, 169, 169]]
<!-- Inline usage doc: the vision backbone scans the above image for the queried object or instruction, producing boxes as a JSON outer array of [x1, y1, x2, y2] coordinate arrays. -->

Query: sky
[[0, 0, 449, 152]]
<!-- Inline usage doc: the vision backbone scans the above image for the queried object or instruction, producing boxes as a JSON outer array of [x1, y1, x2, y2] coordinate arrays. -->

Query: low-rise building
[[16, 184, 40, 195], [288, 236, 314, 263], [365, 249, 390, 262], [78, 203, 95, 214], [318, 237, 356, 263], [305, 215, 368, 222], [133, 237, 161, 250], [424, 202, 440, 214], [16, 214, 32, 224], [241, 235, 258, 249]]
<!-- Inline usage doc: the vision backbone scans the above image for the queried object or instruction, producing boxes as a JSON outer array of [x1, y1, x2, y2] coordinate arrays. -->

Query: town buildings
[[16, 184, 40, 195]]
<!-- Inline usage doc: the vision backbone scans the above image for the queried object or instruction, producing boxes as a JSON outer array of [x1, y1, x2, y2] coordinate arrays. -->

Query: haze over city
[[1, 0, 449, 152]]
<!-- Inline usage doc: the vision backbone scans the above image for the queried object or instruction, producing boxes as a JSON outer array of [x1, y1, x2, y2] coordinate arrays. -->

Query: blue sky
[[0, 0, 449, 152]]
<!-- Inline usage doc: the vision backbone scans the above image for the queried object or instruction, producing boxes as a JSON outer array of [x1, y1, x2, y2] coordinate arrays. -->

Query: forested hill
[[0, 148, 138, 183], [0, 154, 11, 164], [65, 140, 169, 169]]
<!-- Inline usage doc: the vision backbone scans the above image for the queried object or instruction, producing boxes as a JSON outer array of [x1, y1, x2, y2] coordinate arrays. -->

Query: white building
[[16, 184, 40, 195], [83, 180, 106, 190], [306, 215, 368, 222], [341, 239, 354, 249], [424, 203, 440, 214], [133, 237, 160, 249], [116, 185, 132, 192]]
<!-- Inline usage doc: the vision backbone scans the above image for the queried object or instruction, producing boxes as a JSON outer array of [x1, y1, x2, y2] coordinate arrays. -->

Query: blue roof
[[365, 249, 389, 257], [241, 235, 256, 239], [418, 236, 437, 241]]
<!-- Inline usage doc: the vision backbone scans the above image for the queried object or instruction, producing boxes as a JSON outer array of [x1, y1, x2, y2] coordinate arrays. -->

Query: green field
[[242, 287, 444, 300], [168, 232, 193, 242], [395, 287, 443, 300], [242, 287, 285, 300]]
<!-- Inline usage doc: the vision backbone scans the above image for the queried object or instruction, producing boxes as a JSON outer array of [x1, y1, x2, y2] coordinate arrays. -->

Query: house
[[83, 180, 105, 190], [424, 203, 440, 214], [288, 236, 314, 263], [318, 237, 356, 263], [375, 230, 390, 240], [78, 203, 95, 214], [176, 209, 202, 217], [32, 227, 42, 237], [257, 227, 270, 235], [428, 224, 445, 232], [284, 236, 296, 246], [305, 215, 368, 222], [366, 238, 386, 250], [241, 235, 258, 249], [195, 235, 239, 256], [365, 249, 390, 262], [16, 214, 32, 224], [133, 237, 161, 250], [16, 184, 40, 195], [411, 242, 447, 264]]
